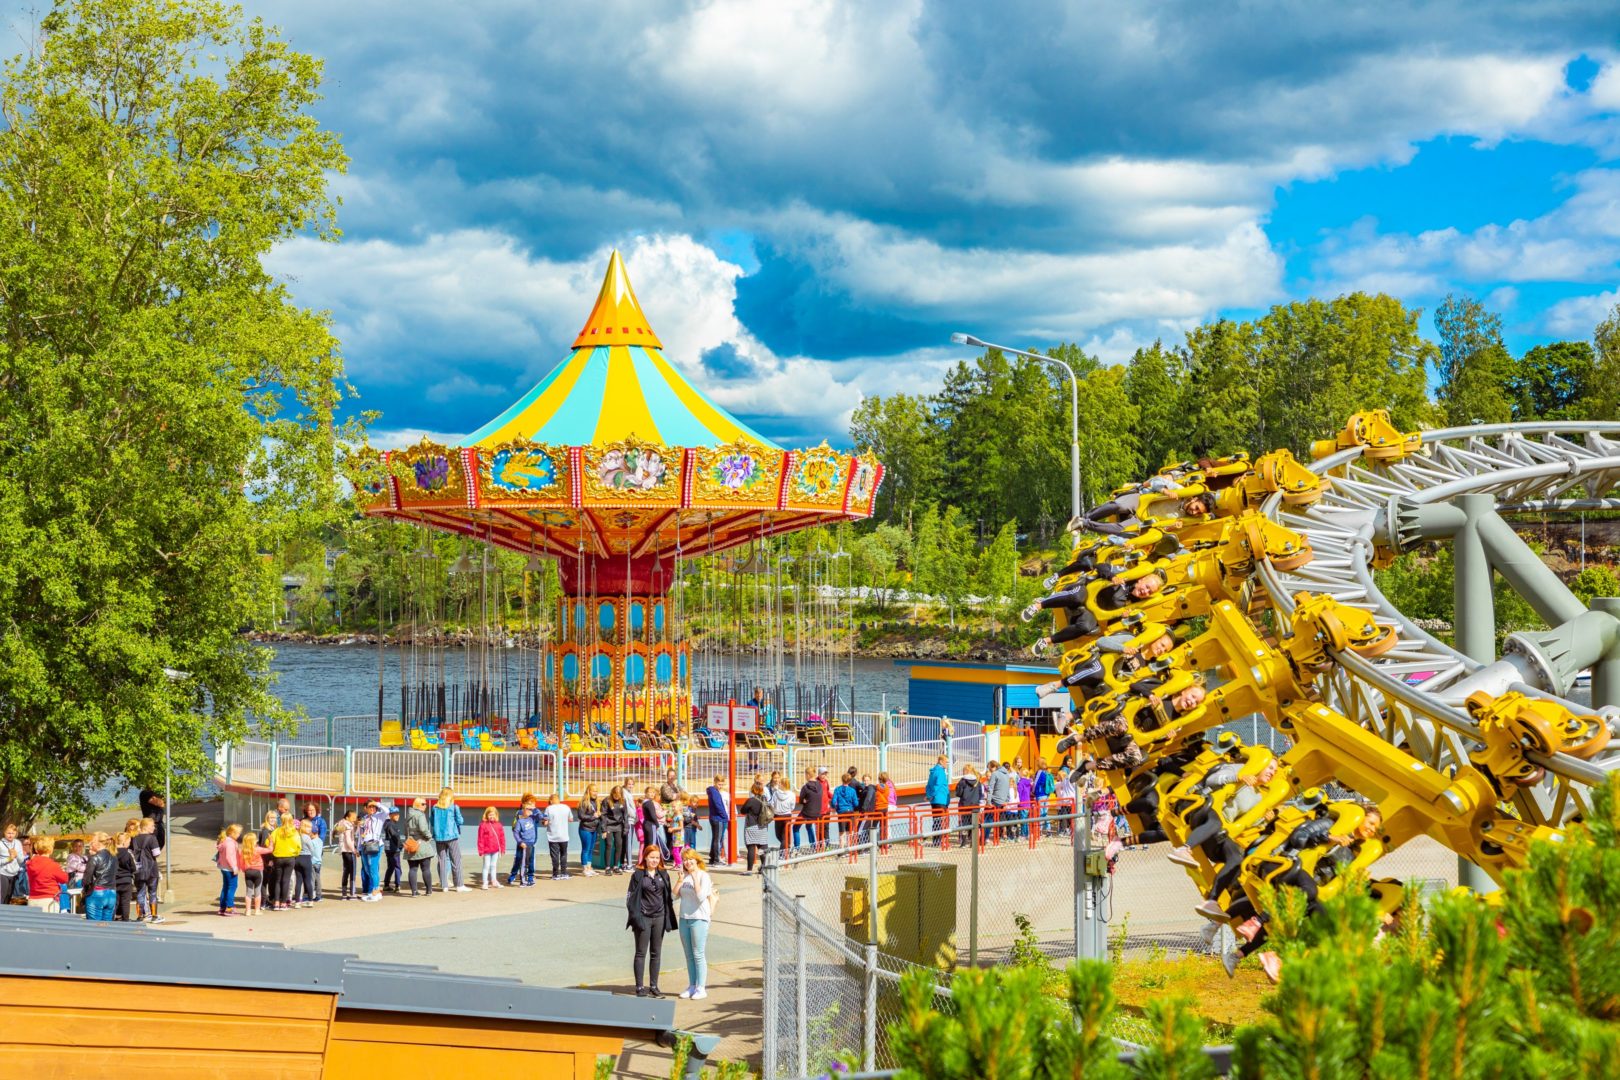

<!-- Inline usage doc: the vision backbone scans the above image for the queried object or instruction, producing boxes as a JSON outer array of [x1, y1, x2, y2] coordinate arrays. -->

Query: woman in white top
[[676, 849, 718, 1000], [769, 777, 797, 852]]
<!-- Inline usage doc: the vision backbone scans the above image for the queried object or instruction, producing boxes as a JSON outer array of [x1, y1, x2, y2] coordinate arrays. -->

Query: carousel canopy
[[360, 252, 882, 571], [464, 252, 777, 451]]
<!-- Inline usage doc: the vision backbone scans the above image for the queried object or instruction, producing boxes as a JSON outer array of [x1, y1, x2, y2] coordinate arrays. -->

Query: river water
[[266, 643, 913, 721]]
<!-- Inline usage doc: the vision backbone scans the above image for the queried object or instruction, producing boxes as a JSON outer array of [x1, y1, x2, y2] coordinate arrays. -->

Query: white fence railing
[[221, 727, 1010, 802], [275, 745, 346, 794], [950, 733, 986, 769], [685, 749, 790, 790], [350, 748, 444, 797], [883, 739, 943, 788], [563, 751, 677, 799], [787, 744, 881, 783], [450, 751, 557, 799], [232, 740, 272, 787]]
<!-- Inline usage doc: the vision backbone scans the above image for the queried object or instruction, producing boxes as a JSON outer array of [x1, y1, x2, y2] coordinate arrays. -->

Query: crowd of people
[[2, 815, 170, 922]]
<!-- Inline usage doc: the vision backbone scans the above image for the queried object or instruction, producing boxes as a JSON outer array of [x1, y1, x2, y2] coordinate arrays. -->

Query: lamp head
[[949, 332, 971, 346]]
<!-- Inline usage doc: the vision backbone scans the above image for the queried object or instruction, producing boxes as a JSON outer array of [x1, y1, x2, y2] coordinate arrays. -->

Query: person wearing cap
[[356, 799, 387, 902], [383, 805, 404, 893]]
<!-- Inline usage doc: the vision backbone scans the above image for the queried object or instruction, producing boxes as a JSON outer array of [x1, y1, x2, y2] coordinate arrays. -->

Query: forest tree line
[[853, 292, 1620, 537]]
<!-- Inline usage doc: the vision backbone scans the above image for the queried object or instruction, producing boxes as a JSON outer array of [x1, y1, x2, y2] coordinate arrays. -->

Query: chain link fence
[[762, 806, 1095, 1078]]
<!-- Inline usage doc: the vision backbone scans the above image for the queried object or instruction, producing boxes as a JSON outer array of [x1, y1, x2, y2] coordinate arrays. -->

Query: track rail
[[1257, 422, 1620, 825]]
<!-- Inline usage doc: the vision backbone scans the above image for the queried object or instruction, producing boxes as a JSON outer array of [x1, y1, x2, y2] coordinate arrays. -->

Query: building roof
[[0, 906, 674, 1033], [463, 251, 777, 451], [894, 659, 1060, 676]]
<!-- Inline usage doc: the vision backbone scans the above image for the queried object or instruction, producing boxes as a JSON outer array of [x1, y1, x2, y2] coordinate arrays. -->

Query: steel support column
[[1592, 597, 1620, 711], [1451, 494, 1498, 666]]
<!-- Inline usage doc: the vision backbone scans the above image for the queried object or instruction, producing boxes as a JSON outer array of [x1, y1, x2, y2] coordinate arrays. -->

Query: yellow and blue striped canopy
[[464, 251, 777, 451]]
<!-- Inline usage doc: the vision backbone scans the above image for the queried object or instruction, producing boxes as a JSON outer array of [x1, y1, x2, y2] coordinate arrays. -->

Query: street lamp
[[950, 332, 1084, 525], [161, 666, 190, 906]]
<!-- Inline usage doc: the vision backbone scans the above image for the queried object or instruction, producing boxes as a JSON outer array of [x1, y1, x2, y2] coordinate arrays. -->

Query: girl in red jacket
[[477, 806, 507, 890]]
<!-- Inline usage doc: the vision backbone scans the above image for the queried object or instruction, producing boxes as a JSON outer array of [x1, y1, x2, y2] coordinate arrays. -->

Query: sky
[[32, 1, 1620, 448]]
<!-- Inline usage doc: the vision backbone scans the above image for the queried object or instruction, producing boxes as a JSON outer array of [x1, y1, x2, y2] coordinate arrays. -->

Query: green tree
[[851, 525, 905, 611], [1570, 565, 1620, 606], [1256, 293, 1435, 455], [1590, 302, 1620, 422], [1123, 341, 1188, 472], [1180, 319, 1263, 456], [0, 0, 352, 827], [850, 391, 939, 527], [1435, 294, 1514, 426], [1074, 362, 1142, 511], [1511, 341, 1597, 420], [974, 519, 1019, 605]]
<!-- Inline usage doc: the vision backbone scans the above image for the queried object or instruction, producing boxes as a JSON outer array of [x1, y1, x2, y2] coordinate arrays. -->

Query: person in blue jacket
[[431, 786, 468, 892], [924, 755, 952, 844], [831, 768, 862, 847], [704, 775, 732, 866], [1031, 758, 1054, 832], [509, 794, 540, 886]]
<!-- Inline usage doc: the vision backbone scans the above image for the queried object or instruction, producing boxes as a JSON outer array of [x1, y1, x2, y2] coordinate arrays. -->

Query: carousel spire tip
[[572, 249, 663, 350]]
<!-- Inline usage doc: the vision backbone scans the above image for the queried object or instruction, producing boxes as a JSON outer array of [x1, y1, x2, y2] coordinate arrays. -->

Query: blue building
[[895, 659, 1067, 728]]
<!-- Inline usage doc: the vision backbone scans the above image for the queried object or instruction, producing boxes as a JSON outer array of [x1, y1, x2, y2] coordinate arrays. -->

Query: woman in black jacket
[[953, 766, 984, 848], [600, 786, 628, 876], [625, 845, 677, 997], [741, 780, 771, 874]]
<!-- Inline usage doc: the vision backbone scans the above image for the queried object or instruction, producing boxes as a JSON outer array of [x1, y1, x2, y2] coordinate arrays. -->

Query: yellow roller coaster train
[[1040, 411, 1614, 981]]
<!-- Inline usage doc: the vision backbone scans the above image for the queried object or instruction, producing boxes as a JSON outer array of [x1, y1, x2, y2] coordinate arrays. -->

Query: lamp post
[[950, 332, 1083, 525], [161, 667, 190, 906]]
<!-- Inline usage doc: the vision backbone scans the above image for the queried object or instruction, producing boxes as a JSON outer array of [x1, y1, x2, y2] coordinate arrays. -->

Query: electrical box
[[842, 863, 959, 972]]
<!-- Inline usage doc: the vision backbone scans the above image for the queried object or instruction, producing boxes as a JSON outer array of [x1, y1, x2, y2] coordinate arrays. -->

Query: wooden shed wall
[[324, 1009, 622, 1079], [0, 974, 336, 1079]]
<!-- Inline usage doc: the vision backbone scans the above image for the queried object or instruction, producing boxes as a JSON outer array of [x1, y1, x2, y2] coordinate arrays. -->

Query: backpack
[[758, 801, 776, 826], [875, 785, 890, 811]]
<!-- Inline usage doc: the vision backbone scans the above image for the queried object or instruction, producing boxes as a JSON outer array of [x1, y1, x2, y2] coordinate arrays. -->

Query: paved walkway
[[62, 799, 769, 1073], [53, 799, 1461, 1074]]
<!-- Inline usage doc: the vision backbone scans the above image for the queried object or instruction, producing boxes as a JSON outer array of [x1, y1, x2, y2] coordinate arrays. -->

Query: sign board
[[730, 706, 759, 733], [705, 703, 732, 732]]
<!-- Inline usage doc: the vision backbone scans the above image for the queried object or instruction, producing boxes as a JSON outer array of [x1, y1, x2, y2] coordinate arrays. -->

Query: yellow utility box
[[840, 862, 958, 971]]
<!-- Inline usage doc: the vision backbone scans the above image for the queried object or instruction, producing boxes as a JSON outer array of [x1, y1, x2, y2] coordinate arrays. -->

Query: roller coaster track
[[1257, 421, 1620, 828]]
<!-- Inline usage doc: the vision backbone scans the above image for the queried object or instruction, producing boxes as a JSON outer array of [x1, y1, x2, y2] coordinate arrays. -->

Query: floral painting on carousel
[[788, 443, 845, 506], [583, 441, 681, 503], [693, 441, 783, 505], [389, 438, 468, 506]]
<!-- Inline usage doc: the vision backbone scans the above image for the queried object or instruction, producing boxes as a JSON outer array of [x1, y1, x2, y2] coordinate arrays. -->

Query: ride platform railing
[[218, 727, 999, 806]]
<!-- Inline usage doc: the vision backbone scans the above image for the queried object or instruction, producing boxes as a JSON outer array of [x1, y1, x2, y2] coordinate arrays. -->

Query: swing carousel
[[357, 252, 883, 750]]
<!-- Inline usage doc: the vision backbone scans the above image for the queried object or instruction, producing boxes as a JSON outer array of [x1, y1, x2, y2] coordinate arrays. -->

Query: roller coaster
[[1040, 414, 1620, 979]]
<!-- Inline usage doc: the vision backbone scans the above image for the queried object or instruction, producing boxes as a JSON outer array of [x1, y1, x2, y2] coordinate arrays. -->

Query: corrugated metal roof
[[0, 906, 676, 1032]]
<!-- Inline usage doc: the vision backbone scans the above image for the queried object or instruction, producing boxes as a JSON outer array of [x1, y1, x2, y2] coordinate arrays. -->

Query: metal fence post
[[866, 832, 879, 945], [326, 715, 335, 747], [862, 941, 878, 1071], [441, 747, 452, 788], [794, 894, 808, 1079], [342, 748, 353, 798], [225, 744, 234, 785], [969, 807, 980, 968], [268, 737, 279, 791], [1074, 803, 1085, 964], [762, 875, 778, 1080], [1078, 799, 1107, 961]]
